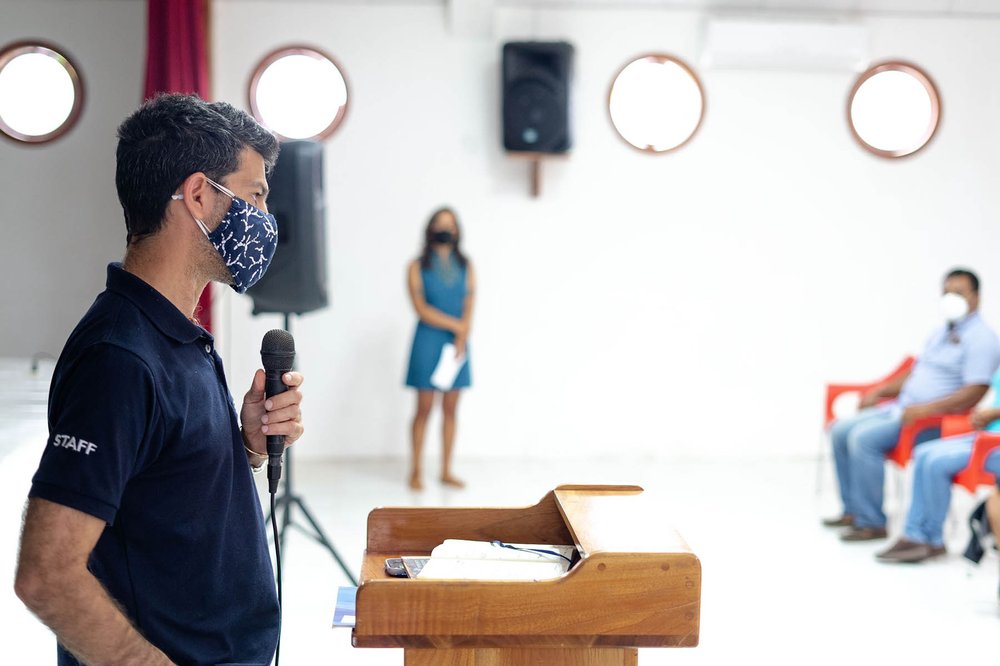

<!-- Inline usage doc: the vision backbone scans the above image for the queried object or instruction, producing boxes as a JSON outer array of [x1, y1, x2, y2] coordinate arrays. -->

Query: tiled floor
[[2, 359, 997, 665]]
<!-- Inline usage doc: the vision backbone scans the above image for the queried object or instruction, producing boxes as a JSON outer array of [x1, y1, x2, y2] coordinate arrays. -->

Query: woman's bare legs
[[988, 489, 1000, 599], [441, 390, 464, 487], [988, 489, 1000, 545], [410, 390, 435, 490]]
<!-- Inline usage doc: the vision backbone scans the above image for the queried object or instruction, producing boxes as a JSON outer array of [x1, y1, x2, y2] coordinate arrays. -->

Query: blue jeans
[[903, 434, 1000, 546], [830, 408, 941, 529]]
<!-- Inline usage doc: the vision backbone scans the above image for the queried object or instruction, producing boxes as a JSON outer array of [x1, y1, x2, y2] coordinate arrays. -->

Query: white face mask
[[940, 292, 970, 322]]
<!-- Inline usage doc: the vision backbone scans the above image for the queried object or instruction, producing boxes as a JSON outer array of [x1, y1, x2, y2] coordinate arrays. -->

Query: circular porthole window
[[608, 54, 705, 154], [249, 46, 348, 142], [848, 61, 940, 159], [0, 41, 84, 144]]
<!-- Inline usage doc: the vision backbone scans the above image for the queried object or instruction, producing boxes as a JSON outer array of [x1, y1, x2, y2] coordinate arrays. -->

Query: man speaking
[[14, 93, 304, 665]]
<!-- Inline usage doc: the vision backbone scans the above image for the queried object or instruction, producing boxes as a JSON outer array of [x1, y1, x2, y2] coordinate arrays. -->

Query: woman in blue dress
[[405, 207, 476, 490]]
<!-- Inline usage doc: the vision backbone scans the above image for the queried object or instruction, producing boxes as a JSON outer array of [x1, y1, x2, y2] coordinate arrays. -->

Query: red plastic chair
[[888, 414, 968, 468], [824, 357, 968, 468], [951, 413, 1000, 492], [818, 357, 917, 495], [824, 356, 916, 428], [891, 413, 998, 492], [940, 414, 975, 439]]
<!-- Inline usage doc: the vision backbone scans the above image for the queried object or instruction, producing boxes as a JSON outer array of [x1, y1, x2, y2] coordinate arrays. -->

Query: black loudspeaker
[[248, 140, 328, 315], [502, 41, 574, 154]]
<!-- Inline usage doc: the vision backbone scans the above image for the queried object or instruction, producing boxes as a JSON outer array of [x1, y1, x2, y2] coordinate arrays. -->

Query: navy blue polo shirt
[[29, 263, 278, 666]]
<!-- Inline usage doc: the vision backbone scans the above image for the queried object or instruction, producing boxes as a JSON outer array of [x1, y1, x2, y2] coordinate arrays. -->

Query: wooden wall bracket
[[530, 158, 541, 198]]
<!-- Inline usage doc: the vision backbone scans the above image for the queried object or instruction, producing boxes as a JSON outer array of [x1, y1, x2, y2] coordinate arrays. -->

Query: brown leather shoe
[[840, 526, 888, 542], [822, 514, 854, 528], [876, 538, 922, 559], [877, 543, 946, 563]]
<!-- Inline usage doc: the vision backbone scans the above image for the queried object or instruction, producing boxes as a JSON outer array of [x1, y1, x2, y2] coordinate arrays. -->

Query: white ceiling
[[78, 0, 1000, 9], [496, 0, 1000, 16], [250, 0, 1000, 18], [228, 0, 1000, 18]]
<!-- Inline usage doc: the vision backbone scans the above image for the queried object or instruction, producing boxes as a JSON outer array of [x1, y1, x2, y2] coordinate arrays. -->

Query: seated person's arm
[[15, 498, 175, 665], [903, 384, 990, 424], [970, 406, 1000, 430], [859, 370, 911, 408], [904, 329, 1000, 423]]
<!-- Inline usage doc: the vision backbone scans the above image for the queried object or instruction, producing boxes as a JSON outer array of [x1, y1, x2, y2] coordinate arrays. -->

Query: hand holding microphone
[[240, 329, 305, 494]]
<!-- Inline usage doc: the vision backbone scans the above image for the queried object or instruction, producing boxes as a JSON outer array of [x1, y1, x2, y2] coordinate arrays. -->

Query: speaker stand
[[265, 313, 358, 586]]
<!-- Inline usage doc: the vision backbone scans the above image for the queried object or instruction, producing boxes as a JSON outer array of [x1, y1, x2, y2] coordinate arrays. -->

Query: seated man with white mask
[[823, 269, 1000, 542]]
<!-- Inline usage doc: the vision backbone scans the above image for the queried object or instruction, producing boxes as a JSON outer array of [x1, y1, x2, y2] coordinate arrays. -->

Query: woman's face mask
[[431, 230, 455, 245], [940, 292, 970, 323], [173, 177, 278, 293]]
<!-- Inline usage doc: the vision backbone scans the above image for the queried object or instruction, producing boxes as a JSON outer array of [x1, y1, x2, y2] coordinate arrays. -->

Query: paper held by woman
[[430, 343, 467, 390]]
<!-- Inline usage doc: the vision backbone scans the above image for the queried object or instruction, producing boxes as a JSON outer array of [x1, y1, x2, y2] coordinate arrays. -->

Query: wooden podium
[[353, 485, 701, 665]]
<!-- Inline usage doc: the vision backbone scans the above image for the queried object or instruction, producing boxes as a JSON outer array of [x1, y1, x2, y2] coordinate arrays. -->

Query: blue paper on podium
[[332, 586, 357, 627]]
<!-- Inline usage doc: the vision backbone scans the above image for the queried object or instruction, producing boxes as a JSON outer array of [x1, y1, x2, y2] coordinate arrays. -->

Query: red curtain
[[143, 0, 213, 331]]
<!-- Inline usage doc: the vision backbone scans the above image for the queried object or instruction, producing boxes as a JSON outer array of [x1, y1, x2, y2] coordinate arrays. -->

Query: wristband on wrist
[[243, 443, 267, 472]]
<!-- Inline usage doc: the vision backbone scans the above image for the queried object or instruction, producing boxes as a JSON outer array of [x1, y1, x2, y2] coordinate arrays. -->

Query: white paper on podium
[[414, 539, 574, 581], [430, 343, 467, 390]]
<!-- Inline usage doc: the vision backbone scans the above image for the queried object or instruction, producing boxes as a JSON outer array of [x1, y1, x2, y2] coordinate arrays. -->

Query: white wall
[[0, 0, 146, 357], [211, 3, 1000, 462], [5, 1, 1000, 463]]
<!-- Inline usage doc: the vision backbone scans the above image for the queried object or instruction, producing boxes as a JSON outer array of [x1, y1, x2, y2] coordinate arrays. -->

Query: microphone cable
[[260, 328, 295, 666], [270, 491, 282, 666]]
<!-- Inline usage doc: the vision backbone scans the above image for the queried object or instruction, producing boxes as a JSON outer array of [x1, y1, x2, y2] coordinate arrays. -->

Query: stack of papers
[[413, 539, 575, 581]]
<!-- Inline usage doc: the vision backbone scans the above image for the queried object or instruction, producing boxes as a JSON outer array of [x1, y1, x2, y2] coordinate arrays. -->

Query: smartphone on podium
[[384, 558, 406, 577]]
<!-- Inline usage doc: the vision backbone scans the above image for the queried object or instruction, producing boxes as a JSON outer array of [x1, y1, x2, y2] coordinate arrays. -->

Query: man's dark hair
[[946, 268, 980, 294], [115, 93, 280, 244]]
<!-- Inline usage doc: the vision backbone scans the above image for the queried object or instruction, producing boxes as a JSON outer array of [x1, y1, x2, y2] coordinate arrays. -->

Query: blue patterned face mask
[[172, 177, 278, 293]]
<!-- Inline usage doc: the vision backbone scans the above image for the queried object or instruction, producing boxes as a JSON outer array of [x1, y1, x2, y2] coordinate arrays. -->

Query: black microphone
[[260, 329, 295, 494]]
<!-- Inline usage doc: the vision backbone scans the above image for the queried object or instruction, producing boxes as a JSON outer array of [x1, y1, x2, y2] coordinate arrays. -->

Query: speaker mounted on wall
[[502, 41, 574, 154], [247, 140, 329, 316]]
